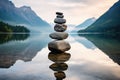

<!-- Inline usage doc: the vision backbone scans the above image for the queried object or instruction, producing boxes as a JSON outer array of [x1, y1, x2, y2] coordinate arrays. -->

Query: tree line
[[0, 21, 30, 33]]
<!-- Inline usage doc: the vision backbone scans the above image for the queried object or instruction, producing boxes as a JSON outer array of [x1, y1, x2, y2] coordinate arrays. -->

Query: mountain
[[78, 1, 120, 33], [76, 17, 96, 30], [18, 6, 50, 27], [71, 17, 96, 33], [0, 0, 51, 32]]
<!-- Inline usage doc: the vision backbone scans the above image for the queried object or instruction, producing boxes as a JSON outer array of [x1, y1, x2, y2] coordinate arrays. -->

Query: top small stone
[[56, 12, 63, 15]]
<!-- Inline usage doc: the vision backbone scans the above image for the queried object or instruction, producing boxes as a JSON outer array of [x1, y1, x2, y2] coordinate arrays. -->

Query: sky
[[11, 0, 118, 25]]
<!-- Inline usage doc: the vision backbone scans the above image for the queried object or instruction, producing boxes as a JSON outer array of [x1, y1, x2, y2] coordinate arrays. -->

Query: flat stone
[[48, 52, 71, 63], [57, 15, 64, 18], [54, 24, 67, 32], [56, 12, 63, 15], [49, 32, 68, 40], [48, 40, 71, 52], [50, 63, 68, 71], [54, 18, 66, 24]]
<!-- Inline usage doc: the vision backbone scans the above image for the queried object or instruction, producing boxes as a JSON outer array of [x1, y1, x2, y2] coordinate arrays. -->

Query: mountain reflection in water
[[0, 33, 50, 68], [0, 33, 119, 80], [0, 34, 29, 44], [78, 34, 120, 65]]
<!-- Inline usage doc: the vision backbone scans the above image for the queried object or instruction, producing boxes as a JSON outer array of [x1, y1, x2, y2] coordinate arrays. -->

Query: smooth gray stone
[[54, 18, 66, 24], [54, 24, 67, 32], [56, 12, 63, 15], [48, 40, 71, 52], [49, 32, 68, 40], [57, 15, 64, 18]]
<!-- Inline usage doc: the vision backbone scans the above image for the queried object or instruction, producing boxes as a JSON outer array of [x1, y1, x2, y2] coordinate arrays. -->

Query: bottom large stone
[[48, 40, 71, 52]]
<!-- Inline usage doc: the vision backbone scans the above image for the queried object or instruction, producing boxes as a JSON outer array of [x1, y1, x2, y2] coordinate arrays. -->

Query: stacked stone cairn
[[48, 12, 71, 80], [48, 12, 71, 53]]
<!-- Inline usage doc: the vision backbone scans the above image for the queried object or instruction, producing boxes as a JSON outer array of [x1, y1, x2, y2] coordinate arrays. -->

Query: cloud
[[11, 0, 118, 25], [67, 63, 120, 80], [46, 0, 92, 3], [47, 0, 101, 5], [60, 0, 97, 4]]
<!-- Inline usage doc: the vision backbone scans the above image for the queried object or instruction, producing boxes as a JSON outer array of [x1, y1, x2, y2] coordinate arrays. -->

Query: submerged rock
[[54, 24, 67, 32], [49, 32, 68, 40], [54, 18, 66, 24], [48, 40, 71, 52]]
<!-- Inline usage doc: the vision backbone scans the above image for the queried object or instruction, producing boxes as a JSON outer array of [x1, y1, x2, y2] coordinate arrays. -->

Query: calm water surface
[[0, 33, 120, 80]]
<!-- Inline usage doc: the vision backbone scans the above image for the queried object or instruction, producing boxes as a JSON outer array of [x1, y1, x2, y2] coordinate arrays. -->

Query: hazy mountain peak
[[20, 6, 31, 11], [90, 17, 96, 21], [71, 17, 96, 33], [86, 17, 96, 22], [76, 17, 96, 29]]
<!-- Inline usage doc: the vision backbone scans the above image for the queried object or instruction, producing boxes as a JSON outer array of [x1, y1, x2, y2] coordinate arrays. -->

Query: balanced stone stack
[[48, 12, 71, 52]]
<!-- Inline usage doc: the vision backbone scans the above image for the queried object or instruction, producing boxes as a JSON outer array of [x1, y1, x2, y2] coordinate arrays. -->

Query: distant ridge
[[72, 17, 96, 33]]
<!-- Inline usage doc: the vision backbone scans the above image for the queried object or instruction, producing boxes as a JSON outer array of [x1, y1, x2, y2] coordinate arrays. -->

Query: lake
[[0, 33, 120, 80]]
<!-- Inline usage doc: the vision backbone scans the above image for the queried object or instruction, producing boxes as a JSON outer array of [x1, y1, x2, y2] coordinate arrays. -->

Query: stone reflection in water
[[48, 52, 71, 80], [50, 63, 68, 71], [54, 71, 66, 80], [48, 52, 71, 63]]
